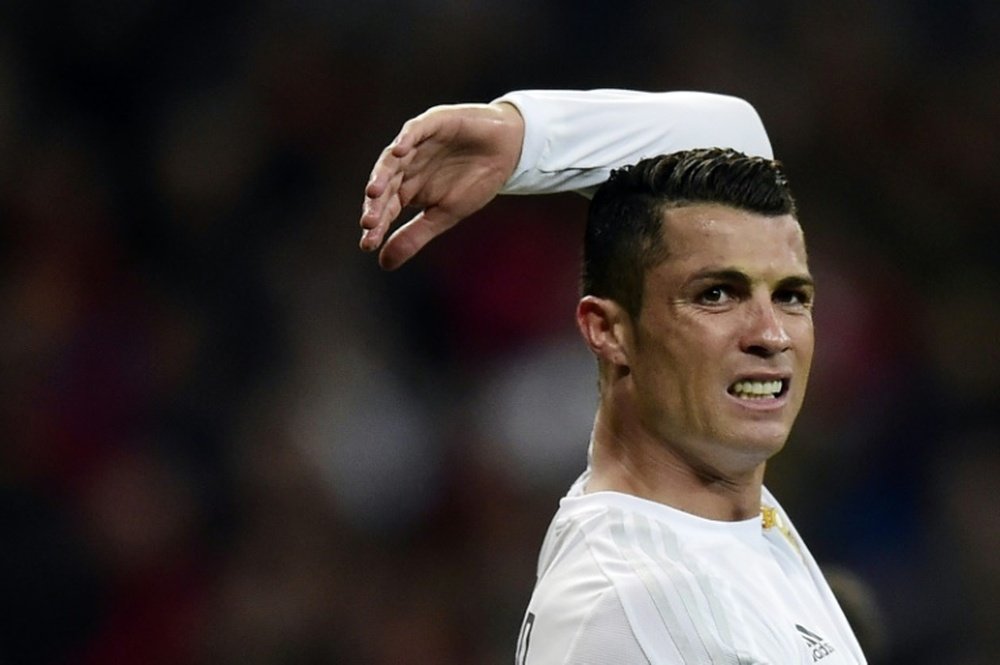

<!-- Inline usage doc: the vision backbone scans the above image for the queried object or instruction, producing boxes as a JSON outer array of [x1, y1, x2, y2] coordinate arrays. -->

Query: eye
[[774, 288, 813, 308], [698, 285, 734, 305]]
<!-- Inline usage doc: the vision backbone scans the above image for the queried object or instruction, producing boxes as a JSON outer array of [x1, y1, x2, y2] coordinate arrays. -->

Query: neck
[[585, 401, 766, 522]]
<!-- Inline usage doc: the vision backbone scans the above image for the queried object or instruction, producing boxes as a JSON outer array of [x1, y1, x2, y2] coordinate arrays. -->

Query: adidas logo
[[795, 624, 836, 662]]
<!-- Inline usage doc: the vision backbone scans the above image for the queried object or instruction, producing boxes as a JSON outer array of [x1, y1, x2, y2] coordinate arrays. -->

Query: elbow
[[723, 95, 774, 159]]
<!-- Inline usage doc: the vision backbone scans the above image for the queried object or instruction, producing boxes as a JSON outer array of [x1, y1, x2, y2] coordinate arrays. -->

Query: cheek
[[631, 340, 681, 400], [641, 334, 718, 396], [633, 316, 724, 393], [793, 320, 815, 366]]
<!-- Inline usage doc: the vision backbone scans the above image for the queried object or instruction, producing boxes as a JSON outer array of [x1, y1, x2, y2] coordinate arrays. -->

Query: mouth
[[727, 378, 789, 401]]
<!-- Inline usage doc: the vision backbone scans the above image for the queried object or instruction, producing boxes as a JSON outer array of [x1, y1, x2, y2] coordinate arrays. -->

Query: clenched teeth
[[730, 380, 784, 399]]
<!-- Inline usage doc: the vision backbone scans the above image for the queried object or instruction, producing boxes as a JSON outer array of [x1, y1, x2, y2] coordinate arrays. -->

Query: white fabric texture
[[494, 89, 774, 198], [516, 472, 867, 664]]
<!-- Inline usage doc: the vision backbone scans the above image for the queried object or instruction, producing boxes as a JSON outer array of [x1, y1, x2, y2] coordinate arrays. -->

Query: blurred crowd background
[[1, 1, 997, 663]]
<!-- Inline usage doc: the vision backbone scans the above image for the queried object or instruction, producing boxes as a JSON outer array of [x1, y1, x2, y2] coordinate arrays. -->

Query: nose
[[740, 297, 791, 357]]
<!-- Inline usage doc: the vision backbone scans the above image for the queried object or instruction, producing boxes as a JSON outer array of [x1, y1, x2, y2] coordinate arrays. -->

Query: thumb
[[378, 207, 461, 270]]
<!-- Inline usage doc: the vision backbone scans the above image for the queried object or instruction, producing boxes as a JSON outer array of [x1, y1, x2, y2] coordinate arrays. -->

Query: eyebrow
[[688, 268, 816, 290]]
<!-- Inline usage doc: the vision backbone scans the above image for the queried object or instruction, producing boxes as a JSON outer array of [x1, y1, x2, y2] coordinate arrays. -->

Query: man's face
[[626, 204, 814, 475]]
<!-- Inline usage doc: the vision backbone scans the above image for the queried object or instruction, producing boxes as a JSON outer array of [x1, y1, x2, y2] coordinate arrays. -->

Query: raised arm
[[359, 89, 772, 270], [498, 89, 773, 196]]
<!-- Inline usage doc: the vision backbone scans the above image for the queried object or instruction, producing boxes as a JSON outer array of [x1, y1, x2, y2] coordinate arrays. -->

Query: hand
[[359, 102, 524, 270]]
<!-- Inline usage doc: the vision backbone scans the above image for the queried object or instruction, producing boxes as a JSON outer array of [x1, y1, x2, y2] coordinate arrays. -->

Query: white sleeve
[[493, 89, 773, 198]]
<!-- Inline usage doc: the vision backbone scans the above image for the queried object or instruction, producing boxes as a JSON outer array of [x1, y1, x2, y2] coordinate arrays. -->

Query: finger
[[390, 107, 450, 158], [364, 110, 450, 221], [390, 126, 416, 158], [359, 189, 391, 251], [377, 207, 460, 270], [360, 169, 403, 252], [360, 190, 381, 233], [362, 168, 404, 228], [360, 193, 403, 251], [364, 143, 402, 200]]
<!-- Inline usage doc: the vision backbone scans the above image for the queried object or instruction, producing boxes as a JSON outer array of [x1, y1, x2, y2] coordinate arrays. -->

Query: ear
[[576, 295, 632, 368]]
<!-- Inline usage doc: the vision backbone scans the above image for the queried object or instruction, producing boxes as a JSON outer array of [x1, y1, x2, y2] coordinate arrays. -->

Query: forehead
[[656, 204, 808, 275]]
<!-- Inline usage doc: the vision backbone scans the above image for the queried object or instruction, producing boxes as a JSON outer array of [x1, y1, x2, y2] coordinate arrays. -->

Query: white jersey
[[491, 89, 860, 663], [494, 89, 774, 198], [516, 471, 866, 665]]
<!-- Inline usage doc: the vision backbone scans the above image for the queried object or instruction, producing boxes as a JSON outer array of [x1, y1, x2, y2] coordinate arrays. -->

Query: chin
[[731, 426, 791, 460]]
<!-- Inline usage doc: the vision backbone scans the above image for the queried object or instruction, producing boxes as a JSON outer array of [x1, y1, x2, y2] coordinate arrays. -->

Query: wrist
[[491, 101, 525, 182]]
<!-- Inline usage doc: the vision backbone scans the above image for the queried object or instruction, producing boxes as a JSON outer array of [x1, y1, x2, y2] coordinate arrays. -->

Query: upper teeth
[[731, 380, 783, 398]]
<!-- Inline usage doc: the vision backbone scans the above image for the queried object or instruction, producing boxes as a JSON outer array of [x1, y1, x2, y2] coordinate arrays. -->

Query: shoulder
[[525, 494, 748, 664], [518, 585, 652, 665], [543, 492, 725, 587]]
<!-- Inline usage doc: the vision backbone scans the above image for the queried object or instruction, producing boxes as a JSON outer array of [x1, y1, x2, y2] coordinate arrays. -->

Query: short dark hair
[[582, 148, 797, 317]]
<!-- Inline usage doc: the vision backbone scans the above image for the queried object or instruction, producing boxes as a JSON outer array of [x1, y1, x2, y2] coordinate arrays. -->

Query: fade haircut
[[582, 147, 797, 318]]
